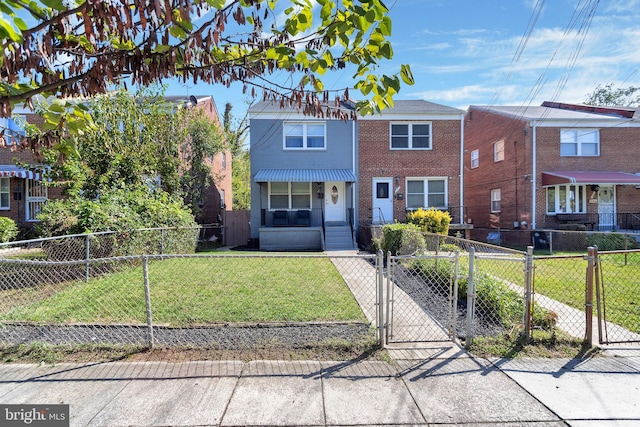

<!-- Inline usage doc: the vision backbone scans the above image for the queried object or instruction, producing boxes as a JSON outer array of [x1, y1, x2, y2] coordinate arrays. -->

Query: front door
[[598, 185, 616, 231], [372, 178, 393, 224], [324, 181, 345, 222]]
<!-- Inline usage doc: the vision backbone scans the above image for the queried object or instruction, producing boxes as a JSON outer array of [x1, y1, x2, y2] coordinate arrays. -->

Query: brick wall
[[358, 119, 462, 225], [464, 109, 532, 232], [465, 107, 640, 235]]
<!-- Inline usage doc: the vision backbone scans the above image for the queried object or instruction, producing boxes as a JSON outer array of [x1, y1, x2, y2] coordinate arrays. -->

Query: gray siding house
[[249, 101, 358, 251]]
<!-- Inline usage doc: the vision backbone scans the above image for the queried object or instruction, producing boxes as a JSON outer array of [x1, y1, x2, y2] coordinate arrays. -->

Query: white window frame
[[0, 177, 9, 210], [490, 188, 501, 212], [493, 140, 504, 162], [0, 116, 25, 146], [405, 177, 447, 210], [283, 122, 326, 150], [221, 152, 227, 169], [390, 122, 432, 150], [268, 182, 312, 210], [546, 184, 587, 214], [560, 129, 600, 156], [470, 149, 479, 169]]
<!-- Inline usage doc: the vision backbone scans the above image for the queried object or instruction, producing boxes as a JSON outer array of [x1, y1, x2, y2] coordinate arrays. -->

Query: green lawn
[[1, 256, 365, 326], [479, 252, 640, 333]]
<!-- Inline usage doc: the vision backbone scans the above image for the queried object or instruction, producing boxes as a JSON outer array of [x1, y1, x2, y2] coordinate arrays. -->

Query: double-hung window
[[284, 123, 325, 149], [490, 188, 501, 212], [470, 149, 479, 169], [0, 177, 9, 209], [406, 178, 447, 209], [546, 185, 586, 214], [390, 123, 431, 149], [493, 140, 504, 162], [269, 182, 311, 210], [0, 117, 25, 146], [560, 129, 599, 156]]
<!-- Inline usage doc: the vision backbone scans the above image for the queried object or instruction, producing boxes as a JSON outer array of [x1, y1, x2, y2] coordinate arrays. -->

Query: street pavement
[[1, 342, 639, 426]]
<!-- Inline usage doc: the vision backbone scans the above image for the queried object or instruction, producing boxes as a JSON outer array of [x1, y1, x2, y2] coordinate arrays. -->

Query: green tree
[[45, 87, 186, 199], [223, 102, 251, 210], [232, 150, 251, 210], [584, 83, 640, 107], [181, 107, 225, 219], [1, 0, 413, 152]]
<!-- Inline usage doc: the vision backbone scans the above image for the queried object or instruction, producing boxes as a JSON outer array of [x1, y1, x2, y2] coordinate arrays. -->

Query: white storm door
[[372, 178, 393, 224], [597, 185, 616, 231], [324, 181, 345, 222]]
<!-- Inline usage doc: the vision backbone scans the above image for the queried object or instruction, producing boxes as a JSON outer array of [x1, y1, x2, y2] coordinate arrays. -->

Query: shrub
[[0, 217, 18, 243], [375, 223, 426, 255], [586, 233, 638, 251], [407, 207, 451, 235], [412, 258, 555, 330]]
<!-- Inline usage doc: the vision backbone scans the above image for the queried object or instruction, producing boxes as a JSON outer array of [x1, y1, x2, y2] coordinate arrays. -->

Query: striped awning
[[0, 165, 47, 180], [254, 169, 357, 183]]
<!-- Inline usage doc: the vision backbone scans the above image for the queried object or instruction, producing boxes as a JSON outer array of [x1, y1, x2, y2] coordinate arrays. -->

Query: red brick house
[[464, 102, 640, 241], [358, 100, 469, 245], [0, 109, 59, 229], [0, 95, 231, 232]]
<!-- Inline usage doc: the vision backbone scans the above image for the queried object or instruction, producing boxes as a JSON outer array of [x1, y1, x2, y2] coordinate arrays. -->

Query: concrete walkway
[[1, 343, 639, 426]]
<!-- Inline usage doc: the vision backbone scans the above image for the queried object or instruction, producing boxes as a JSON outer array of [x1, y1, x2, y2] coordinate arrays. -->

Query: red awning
[[542, 171, 640, 187]]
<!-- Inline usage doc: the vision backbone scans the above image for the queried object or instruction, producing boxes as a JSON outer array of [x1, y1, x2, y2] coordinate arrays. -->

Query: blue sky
[[165, 0, 640, 119]]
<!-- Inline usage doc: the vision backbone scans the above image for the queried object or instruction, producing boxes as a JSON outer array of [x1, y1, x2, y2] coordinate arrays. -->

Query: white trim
[[0, 177, 9, 210], [405, 177, 448, 210], [389, 121, 432, 150], [283, 122, 327, 150]]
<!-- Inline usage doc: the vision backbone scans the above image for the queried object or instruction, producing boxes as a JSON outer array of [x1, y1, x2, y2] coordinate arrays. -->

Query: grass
[[478, 252, 640, 334], [468, 328, 599, 359], [1, 256, 365, 326]]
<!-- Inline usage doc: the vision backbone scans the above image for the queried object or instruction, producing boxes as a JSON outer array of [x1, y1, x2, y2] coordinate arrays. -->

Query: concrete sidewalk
[[1, 343, 639, 426]]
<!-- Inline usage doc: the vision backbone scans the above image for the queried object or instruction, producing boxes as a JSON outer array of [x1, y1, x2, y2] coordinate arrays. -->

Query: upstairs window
[[390, 123, 431, 149], [493, 140, 504, 162], [0, 117, 25, 146], [560, 129, 599, 156], [470, 149, 479, 169], [284, 123, 325, 149]]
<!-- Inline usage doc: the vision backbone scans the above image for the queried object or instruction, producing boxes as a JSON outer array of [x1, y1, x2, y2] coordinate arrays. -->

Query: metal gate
[[383, 252, 461, 344], [593, 249, 640, 344]]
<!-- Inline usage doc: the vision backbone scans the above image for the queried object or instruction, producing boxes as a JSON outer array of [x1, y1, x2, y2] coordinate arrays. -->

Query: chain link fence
[[594, 249, 640, 344], [2, 229, 639, 359], [0, 252, 378, 357]]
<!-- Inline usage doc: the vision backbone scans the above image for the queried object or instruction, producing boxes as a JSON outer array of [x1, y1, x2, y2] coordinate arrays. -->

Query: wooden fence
[[224, 210, 251, 247]]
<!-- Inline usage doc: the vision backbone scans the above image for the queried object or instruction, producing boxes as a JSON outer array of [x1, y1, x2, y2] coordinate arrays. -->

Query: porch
[[258, 208, 356, 251], [545, 212, 640, 232]]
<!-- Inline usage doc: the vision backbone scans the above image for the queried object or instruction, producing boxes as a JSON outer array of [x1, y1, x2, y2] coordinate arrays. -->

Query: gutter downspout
[[459, 113, 465, 225], [352, 119, 357, 246], [531, 120, 537, 229]]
